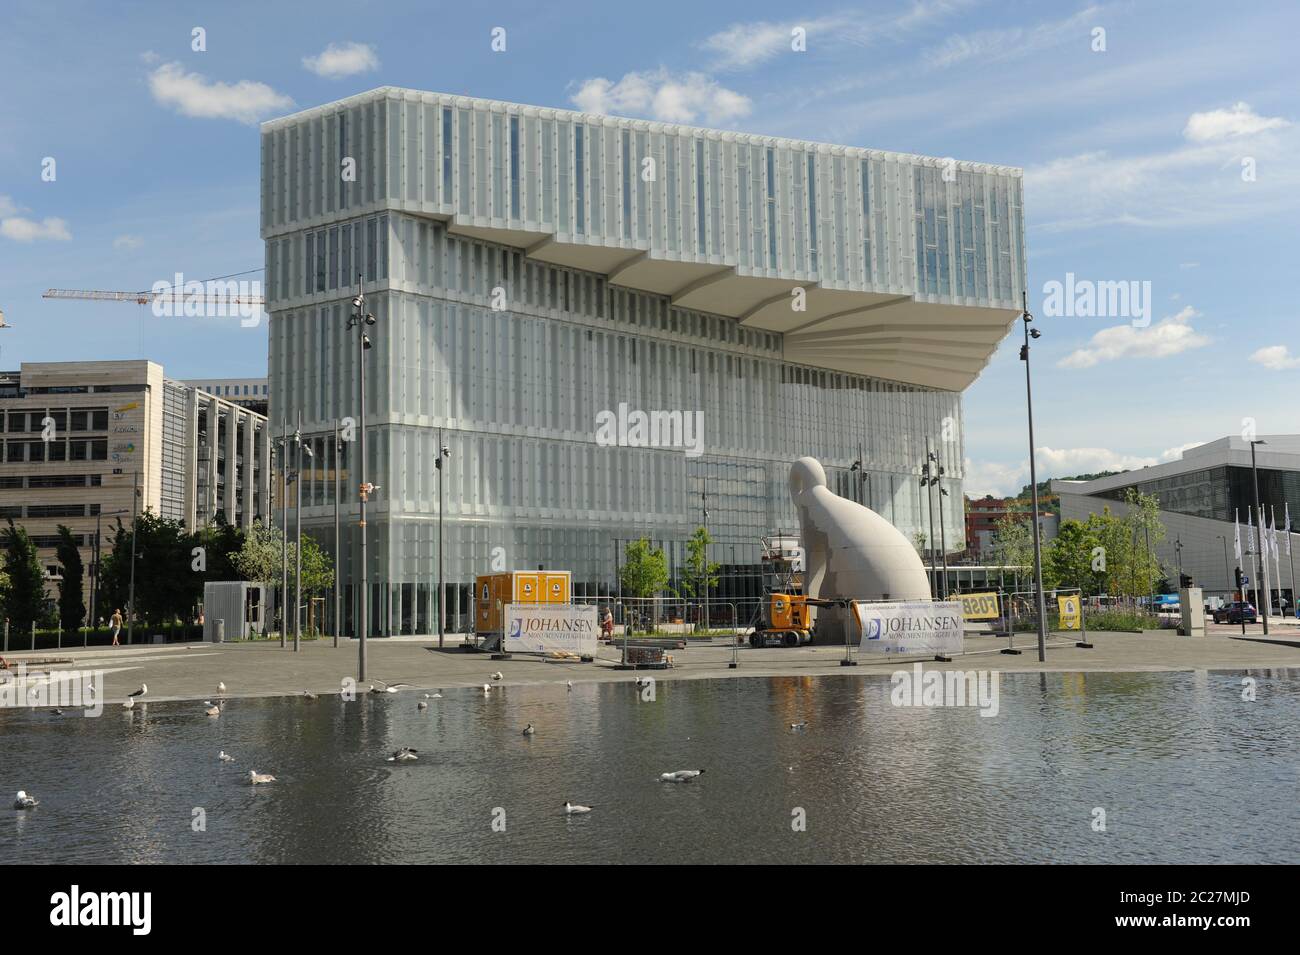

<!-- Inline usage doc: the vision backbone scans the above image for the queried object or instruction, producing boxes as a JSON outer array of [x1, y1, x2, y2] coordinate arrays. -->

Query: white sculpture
[[789, 457, 931, 635]]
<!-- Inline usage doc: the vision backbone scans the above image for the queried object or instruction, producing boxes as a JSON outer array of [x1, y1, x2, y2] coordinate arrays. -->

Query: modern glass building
[[260, 88, 1025, 635]]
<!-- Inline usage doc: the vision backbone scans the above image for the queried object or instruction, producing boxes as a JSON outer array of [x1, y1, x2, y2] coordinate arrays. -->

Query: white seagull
[[204, 701, 222, 718], [482, 684, 492, 694], [522, 723, 536, 736], [248, 770, 276, 785], [217, 682, 227, 695], [566, 681, 573, 691], [423, 691, 443, 699], [369, 681, 414, 694], [491, 671, 504, 681], [387, 747, 419, 762], [128, 683, 148, 699], [219, 752, 235, 762], [417, 701, 428, 711], [659, 769, 705, 783], [302, 690, 318, 701], [122, 697, 135, 710], [790, 721, 808, 730], [563, 802, 593, 814], [14, 790, 38, 809]]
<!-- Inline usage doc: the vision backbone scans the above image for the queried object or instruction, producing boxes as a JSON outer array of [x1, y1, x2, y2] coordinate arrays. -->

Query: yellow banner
[[959, 591, 1000, 620], [1058, 595, 1081, 630]]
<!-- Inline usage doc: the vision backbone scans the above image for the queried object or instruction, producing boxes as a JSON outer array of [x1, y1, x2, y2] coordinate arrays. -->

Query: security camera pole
[[1019, 290, 1048, 662]]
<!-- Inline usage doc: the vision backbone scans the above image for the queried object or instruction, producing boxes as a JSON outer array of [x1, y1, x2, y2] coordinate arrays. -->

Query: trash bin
[[214, 619, 225, 644]]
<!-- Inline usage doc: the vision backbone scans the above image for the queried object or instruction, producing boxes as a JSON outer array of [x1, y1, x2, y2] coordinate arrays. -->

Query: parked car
[[1212, 601, 1257, 624]]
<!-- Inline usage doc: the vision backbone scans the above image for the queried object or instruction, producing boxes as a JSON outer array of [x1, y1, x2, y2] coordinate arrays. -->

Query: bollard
[[215, 618, 225, 644], [57, 623, 62, 650], [1076, 594, 1093, 649]]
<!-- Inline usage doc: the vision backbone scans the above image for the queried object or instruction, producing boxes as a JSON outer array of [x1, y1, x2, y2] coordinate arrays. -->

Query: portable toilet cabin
[[475, 570, 571, 647]]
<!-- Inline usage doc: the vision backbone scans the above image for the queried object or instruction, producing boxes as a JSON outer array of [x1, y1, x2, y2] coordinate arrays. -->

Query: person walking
[[110, 608, 123, 647]]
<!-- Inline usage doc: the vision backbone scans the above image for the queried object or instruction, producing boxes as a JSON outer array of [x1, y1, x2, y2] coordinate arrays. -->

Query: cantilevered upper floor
[[261, 88, 1025, 390]]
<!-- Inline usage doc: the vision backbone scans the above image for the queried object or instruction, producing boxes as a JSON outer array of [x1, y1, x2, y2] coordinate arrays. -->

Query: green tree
[[1044, 519, 1102, 594], [1, 519, 49, 637], [679, 527, 720, 598], [96, 517, 131, 625], [991, 513, 1033, 585], [620, 538, 668, 598], [299, 534, 335, 596], [233, 519, 283, 586], [55, 524, 86, 630]]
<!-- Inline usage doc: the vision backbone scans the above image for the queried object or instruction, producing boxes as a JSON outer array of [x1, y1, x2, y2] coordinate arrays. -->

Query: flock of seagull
[[13, 672, 811, 815]]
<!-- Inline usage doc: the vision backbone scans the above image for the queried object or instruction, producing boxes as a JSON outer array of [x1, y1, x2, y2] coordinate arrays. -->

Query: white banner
[[854, 600, 964, 655], [504, 604, 598, 656]]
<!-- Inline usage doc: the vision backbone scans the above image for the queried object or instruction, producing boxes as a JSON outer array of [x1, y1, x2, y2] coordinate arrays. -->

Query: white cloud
[[922, 5, 1101, 70], [1249, 344, 1300, 371], [302, 42, 380, 79], [1183, 102, 1290, 142], [139, 50, 160, 64], [700, 21, 795, 71], [1160, 442, 1203, 461], [570, 69, 752, 125], [0, 195, 18, 218], [113, 234, 143, 250], [1058, 305, 1209, 369], [1, 216, 71, 242], [964, 446, 1156, 497], [148, 62, 293, 125]]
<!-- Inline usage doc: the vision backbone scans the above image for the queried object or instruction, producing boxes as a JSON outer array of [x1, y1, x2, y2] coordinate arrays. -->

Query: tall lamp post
[[1249, 439, 1269, 634], [1018, 291, 1048, 662], [435, 428, 449, 648], [126, 472, 141, 646], [928, 449, 950, 599], [333, 420, 342, 649], [278, 417, 288, 648], [291, 416, 313, 653], [921, 439, 938, 597], [349, 278, 377, 679]]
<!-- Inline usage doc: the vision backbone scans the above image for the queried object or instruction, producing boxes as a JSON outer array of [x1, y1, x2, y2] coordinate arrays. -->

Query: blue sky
[[1, 0, 1297, 496]]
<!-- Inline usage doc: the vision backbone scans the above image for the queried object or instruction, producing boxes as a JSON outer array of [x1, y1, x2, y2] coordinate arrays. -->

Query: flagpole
[[1288, 503, 1296, 620], [1271, 505, 1282, 619], [1249, 506, 1261, 616], [1260, 504, 1273, 626]]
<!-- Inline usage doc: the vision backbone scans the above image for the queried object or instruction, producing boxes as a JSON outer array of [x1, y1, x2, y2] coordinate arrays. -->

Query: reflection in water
[[2, 670, 1298, 864]]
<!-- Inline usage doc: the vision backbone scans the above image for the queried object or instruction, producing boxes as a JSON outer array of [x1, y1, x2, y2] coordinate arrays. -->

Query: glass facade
[[1097, 465, 1300, 529], [261, 90, 1018, 635]]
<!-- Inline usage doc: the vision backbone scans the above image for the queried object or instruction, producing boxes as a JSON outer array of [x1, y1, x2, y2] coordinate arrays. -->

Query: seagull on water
[[790, 721, 808, 730], [563, 802, 593, 814], [302, 690, 318, 700], [369, 680, 414, 694], [423, 691, 443, 699], [566, 681, 573, 691], [204, 701, 222, 718], [522, 722, 535, 736], [482, 684, 492, 694], [659, 770, 705, 783], [128, 683, 148, 699], [417, 701, 428, 710], [491, 671, 504, 681], [219, 752, 235, 762], [50, 708, 64, 717], [14, 791, 38, 809], [387, 747, 419, 762], [248, 771, 276, 785], [122, 697, 135, 710]]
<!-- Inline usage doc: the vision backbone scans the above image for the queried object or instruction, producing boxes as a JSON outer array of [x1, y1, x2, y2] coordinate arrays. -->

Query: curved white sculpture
[[790, 457, 931, 608]]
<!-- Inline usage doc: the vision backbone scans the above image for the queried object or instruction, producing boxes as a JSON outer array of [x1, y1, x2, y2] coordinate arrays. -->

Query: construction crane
[[43, 287, 264, 306]]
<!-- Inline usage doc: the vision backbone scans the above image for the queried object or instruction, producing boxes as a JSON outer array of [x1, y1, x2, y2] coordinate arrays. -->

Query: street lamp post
[[1018, 291, 1048, 662], [1250, 439, 1269, 635], [349, 277, 377, 679], [436, 428, 449, 648], [333, 420, 341, 649], [279, 416, 288, 648], [126, 472, 140, 646], [292, 416, 313, 653], [922, 438, 938, 598]]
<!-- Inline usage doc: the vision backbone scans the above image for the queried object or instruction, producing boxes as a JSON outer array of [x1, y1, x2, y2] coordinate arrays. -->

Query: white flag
[[1247, 509, 1255, 554], [1234, 508, 1242, 562], [1271, 509, 1280, 561]]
